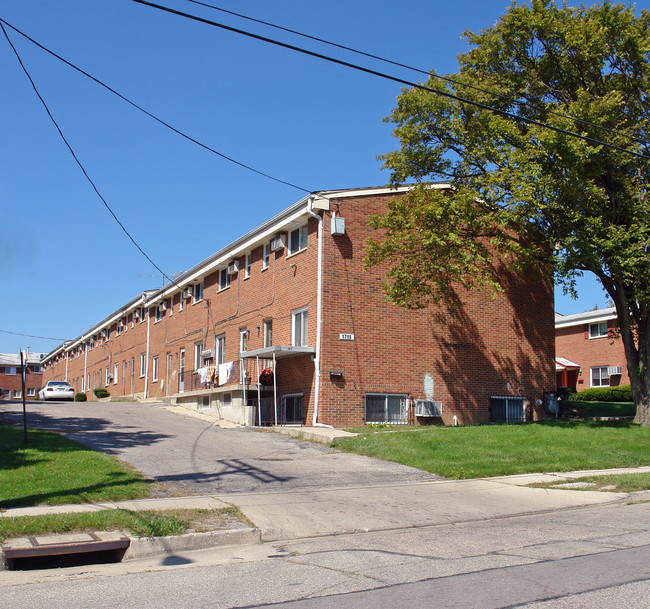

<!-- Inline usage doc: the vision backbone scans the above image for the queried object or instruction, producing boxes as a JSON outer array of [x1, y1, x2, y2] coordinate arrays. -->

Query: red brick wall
[[555, 323, 629, 390], [0, 365, 44, 399], [318, 192, 555, 426]]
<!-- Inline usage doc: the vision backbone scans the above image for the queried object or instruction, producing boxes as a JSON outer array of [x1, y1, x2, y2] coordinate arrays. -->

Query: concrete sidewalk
[[2, 467, 648, 554]]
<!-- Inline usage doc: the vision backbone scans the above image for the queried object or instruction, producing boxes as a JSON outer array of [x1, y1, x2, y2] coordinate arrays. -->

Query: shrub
[[74, 392, 87, 402], [94, 388, 110, 399], [569, 385, 632, 402]]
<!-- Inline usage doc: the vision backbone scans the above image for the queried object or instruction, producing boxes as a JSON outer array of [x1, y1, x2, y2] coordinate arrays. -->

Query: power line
[[182, 0, 649, 148], [1, 22, 181, 289], [132, 0, 649, 160], [0, 17, 312, 195], [0, 328, 69, 341]]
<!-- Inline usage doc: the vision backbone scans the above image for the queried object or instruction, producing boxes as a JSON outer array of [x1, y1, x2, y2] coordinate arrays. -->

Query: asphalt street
[[0, 400, 440, 496], [3, 500, 648, 608]]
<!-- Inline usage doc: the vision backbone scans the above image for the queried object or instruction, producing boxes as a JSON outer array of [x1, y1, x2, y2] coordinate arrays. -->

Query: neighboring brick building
[[0, 352, 46, 400], [555, 308, 629, 391], [43, 185, 555, 426]]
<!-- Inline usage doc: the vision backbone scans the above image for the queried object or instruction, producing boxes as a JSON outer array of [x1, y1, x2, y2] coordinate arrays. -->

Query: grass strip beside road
[[530, 472, 650, 493], [333, 420, 650, 479], [0, 426, 151, 509], [0, 507, 249, 542]]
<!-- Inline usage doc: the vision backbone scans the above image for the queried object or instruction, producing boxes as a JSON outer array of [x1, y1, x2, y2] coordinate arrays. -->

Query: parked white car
[[39, 381, 75, 401]]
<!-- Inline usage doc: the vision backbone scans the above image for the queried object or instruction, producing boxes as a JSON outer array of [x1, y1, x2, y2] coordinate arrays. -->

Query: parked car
[[39, 381, 75, 401]]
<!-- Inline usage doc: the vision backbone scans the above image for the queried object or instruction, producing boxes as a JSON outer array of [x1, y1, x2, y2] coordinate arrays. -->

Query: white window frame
[[216, 334, 226, 365], [244, 252, 251, 279], [219, 268, 231, 291], [116, 323, 122, 336], [12, 390, 22, 399], [4, 366, 17, 375], [114, 363, 119, 385], [169, 294, 174, 316], [292, 307, 308, 347], [262, 242, 270, 270], [179, 293, 184, 312], [240, 328, 248, 353], [194, 342, 203, 370], [264, 319, 273, 348], [140, 353, 146, 378], [152, 356, 159, 382], [365, 393, 409, 425], [288, 225, 308, 256], [26, 387, 36, 397], [105, 366, 111, 386], [589, 322, 608, 339], [154, 306, 163, 323], [193, 282, 204, 304], [591, 366, 610, 387]]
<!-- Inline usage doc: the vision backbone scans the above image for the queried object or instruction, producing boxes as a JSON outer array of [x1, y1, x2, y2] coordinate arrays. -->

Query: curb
[[124, 527, 261, 561]]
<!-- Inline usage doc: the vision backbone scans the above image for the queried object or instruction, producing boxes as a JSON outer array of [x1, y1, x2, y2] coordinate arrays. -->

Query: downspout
[[144, 306, 151, 400], [65, 349, 69, 382], [307, 197, 331, 428], [83, 341, 88, 393]]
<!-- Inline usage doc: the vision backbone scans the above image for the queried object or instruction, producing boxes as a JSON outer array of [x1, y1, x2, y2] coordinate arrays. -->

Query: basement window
[[365, 393, 408, 425]]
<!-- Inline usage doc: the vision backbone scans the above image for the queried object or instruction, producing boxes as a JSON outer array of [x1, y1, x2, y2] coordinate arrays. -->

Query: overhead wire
[[0, 21, 182, 290], [181, 0, 649, 148], [0, 17, 312, 195], [0, 328, 69, 342], [131, 0, 649, 160]]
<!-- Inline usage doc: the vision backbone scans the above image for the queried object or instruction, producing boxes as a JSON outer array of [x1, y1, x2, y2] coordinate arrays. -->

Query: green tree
[[367, 1, 650, 426]]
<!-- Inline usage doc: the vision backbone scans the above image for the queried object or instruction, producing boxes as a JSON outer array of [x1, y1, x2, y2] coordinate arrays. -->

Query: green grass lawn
[[333, 420, 650, 479], [0, 426, 151, 509], [567, 400, 636, 418], [0, 507, 248, 542]]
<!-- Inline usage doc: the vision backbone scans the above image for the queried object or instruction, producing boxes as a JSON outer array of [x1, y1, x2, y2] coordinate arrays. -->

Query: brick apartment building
[[43, 185, 555, 427], [0, 352, 46, 400], [555, 307, 629, 391]]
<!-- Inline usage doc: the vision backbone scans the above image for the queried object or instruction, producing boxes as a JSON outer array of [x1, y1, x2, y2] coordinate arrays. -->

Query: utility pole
[[20, 349, 27, 445]]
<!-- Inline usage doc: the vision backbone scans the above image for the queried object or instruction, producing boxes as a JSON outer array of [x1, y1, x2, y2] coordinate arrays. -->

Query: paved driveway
[[0, 401, 439, 495]]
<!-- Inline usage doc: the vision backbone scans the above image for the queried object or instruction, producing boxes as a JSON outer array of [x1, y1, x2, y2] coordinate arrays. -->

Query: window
[[264, 320, 273, 348], [116, 323, 122, 336], [221, 393, 232, 408], [262, 242, 270, 270], [106, 328, 111, 341], [240, 328, 248, 353], [152, 356, 159, 382], [169, 295, 174, 316], [244, 252, 251, 278], [89, 338, 94, 351], [219, 268, 231, 291], [154, 305, 163, 322], [365, 394, 408, 424], [288, 225, 308, 255], [195, 342, 203, 370], [489, 396, 526, 423], [4, 367, 16, 375], [589, 322, 608, 338], [114, 363, 119, 385], [216, 334, 226, 365], [26, 387, 36, 397], [140, 307, 146, 322], [140, 353, 146, 377], [12, 390, 22, 399], [32, 365, 43, 374], [292, 307, 308, 346], [193, 282, 204, 303], [591, 366, 610, 387], [282, 393, 303, 424], [106, 366, 111, 386]]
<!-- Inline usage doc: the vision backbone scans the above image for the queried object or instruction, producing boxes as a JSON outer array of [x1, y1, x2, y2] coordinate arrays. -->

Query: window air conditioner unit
[[101, 330, 107, 339], [160, 301, 168, 311], [183, 288, 192, 299], [118, 319, 124, 327], [270, 233, 286, 251], [201, 349, 214, 359], [414, 399, 443, 417], [134, 310, 140, 320], [227, 260, 240, 275], [607, 366, 623, 376]]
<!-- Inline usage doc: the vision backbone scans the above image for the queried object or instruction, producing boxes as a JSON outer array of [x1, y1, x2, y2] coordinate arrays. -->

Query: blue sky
[[1, 0, 612, 356]]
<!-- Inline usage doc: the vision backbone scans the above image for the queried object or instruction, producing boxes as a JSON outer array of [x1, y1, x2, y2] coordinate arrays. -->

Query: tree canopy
[[367, 0, 650, 425]]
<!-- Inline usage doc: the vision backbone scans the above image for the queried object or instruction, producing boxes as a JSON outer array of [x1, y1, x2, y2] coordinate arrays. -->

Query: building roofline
[[42, 184, 433, 361], [555, 307, 617, 329]]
